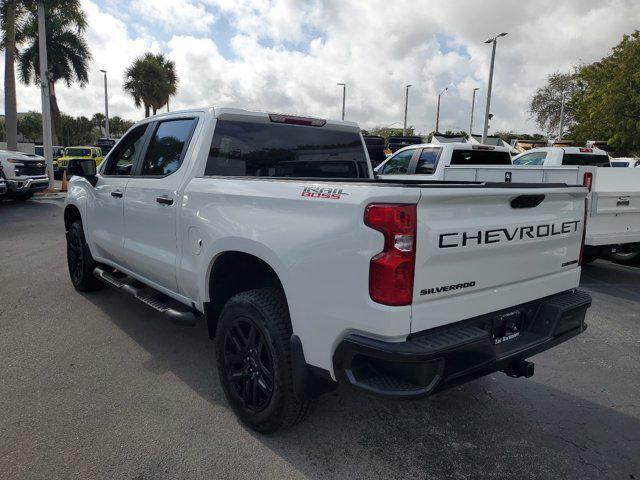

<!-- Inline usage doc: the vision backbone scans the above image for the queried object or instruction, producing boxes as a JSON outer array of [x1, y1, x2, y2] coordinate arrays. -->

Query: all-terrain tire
[[66, 220, 104, 292], [215, 288, 314, 433]]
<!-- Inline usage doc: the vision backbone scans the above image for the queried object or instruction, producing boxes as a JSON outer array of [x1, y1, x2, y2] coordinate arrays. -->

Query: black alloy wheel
[[223, 317, 275, 412]]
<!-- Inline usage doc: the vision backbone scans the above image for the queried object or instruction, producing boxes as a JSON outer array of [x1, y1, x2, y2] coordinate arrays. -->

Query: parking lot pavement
[[0, 198, 638, 480]]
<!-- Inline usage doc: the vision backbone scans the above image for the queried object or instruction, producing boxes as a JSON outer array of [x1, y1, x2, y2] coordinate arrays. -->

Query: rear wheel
[[66, 220, 104, 292], [215, 288, 313, 433], [611, 250, 640, 266]]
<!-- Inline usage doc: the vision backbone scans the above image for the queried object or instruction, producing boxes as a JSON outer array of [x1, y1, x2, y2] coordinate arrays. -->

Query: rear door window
[[450, 149, 512, 165], [205, 120, 368, 178], [562, 153, 610, 167], [414, 147, 442, 174], [380, 149, 415, 174]]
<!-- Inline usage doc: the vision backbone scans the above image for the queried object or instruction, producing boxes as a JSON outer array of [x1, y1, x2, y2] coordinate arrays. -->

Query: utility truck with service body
[[64, 108, 592, 432], [380, 144, 640, 266]]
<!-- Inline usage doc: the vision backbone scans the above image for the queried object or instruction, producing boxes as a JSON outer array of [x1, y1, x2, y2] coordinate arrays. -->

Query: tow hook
[[503, 360, 535, 378]]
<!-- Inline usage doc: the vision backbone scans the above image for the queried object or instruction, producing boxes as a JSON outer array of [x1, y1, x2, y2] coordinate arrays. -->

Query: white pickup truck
[[64, 108, 591, 432], [0, 150, 49, 200], [379, 144, 640, 265]]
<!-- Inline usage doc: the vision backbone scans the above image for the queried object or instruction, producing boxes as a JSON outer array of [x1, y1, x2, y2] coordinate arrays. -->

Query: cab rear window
[[450, 149, 512, 165], [205, 120, 369, 178], [562, 153, 610, 167]]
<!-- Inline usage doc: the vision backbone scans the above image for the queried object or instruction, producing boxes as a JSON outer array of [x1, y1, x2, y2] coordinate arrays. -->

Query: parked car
[[362, 135, 386, 168], [0, 150, 49, 200], [56, 146, 104, 179], [0, 162, 7, 199], [512, 146, 611, 167], [610, 157, 640, 168], [94, 137, 116, 157], [387, 135, 423, 153], [374, 142, 512, 177], [64, 107, 591, 432]]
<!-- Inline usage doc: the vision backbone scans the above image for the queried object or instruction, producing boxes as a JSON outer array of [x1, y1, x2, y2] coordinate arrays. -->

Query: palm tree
[[1, 0, 24, 150], [124, 52, 178, 117], [17, 1, 90, 145]]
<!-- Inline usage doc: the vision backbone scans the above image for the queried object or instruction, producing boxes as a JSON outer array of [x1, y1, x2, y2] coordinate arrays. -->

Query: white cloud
[[131, 0, 216, 34], [2, 0, 639, 136]]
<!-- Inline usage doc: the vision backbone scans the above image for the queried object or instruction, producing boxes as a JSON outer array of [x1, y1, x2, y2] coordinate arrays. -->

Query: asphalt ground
[[1, 197, 638, 480]]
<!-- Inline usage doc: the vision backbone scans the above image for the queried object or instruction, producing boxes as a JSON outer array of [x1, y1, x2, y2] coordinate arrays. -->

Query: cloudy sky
[[2, 0, 639, 134]]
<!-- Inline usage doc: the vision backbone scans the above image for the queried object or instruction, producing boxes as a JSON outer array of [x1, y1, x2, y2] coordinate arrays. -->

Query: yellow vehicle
[[55, 146, 104, 177]]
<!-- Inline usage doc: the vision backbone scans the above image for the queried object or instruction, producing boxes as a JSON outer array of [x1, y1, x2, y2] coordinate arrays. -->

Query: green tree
[[494, 131, 547, 144], [17, 0, 91, 145], [18, 110, 42, 142], [1, 0, 26, 150], [529, 70, 580, 137], [109, 116, 134, 137], [571, 31, 640, 153], [123, 52, 178, 117]]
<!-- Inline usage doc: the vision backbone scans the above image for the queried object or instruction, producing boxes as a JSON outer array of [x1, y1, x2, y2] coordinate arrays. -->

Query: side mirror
[[67, 158, 98, 186]]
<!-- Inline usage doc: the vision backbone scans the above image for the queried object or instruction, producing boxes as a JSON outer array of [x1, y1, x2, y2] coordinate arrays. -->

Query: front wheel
[[215, 288, 313, 433], [66, 220, 104, 292]]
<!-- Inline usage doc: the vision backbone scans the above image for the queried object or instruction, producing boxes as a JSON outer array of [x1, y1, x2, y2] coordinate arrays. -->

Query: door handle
[[156, 195, 174, 205], [110, 190, 123, 198]]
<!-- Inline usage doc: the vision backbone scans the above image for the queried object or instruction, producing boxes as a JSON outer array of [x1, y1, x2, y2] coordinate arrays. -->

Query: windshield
[[450, 149, 512, 165], [65, 148, 92, 157], [562, 153, 610, 167], [205, 120, 369, 178]]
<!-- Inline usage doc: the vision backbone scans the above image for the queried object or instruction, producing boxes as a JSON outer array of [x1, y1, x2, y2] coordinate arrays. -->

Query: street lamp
[[558, 91, 566, 140], [469, 87, 479, 139], [435, 86, 448, 133], [481, 32, 507, 144], [337, 83, 346, 120], [403, 84, 411, 136], [37, 1, 54, 189], [99, 69, 110, 138]]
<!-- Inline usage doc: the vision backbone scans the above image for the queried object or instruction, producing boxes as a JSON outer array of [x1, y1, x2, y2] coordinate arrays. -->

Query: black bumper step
[[333, 289, 591, 399], [93, 266, 201, 325]]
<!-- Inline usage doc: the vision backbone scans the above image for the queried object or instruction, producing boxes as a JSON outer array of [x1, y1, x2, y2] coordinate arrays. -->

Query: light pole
[[482, 32, 507, 144], [403, 84, 411, 136], [469, 87, 479, 139], [99, 69, 109, 138], [337, 83, 346, 120], [435, 87, 448, 133], [37, 1, 54, 189], [558, 91, 566, 140]]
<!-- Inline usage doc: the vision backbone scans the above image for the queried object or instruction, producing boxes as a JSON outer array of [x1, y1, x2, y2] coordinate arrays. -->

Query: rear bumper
[[333, 289, 591, 399]]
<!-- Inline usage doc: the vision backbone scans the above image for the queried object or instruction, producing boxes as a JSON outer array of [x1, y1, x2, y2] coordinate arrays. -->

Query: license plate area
[[492, 310, 522, 345]]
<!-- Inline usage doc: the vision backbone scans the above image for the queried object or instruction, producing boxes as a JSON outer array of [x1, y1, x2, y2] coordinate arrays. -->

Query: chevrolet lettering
[[439, 220, 581, 249]]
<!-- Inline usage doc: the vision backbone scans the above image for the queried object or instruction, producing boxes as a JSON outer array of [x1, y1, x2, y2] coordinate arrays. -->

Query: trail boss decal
[[301, 186, 349, 200], [439, 220, 581, 249], [421, 281, 476, 296]]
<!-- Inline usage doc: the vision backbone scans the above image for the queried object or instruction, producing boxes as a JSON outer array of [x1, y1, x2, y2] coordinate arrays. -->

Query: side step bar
[[93, 266, 201, 326]]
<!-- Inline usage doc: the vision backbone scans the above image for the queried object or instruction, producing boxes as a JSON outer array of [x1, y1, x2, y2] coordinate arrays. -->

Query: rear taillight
[[364, 204, 417, 306], [580, 147, 593, 153], [579, 172, 592, 265]]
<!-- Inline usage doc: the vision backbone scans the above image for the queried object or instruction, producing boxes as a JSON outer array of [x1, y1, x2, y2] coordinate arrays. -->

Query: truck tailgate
[[411, 185, 587, 333]]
